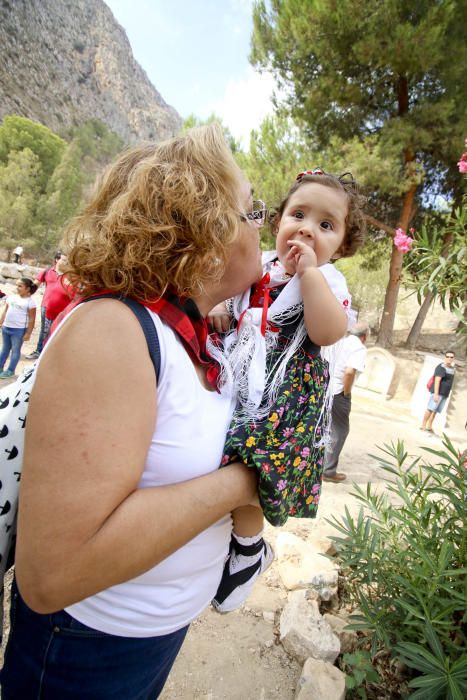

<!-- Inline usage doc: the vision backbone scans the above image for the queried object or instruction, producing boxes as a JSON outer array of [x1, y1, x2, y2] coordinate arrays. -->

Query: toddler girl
[[211, 169, 366, 611]]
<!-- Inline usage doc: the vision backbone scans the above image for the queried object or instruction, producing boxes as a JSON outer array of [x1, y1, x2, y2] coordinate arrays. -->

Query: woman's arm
[[23, 305, 36, 341], [16, 300, 256, 613]]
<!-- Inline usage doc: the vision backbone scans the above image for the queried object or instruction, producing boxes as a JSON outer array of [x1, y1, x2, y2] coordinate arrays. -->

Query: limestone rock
[[0, 0, 181, 145], [295, 657, 346, 700], [324, 613, 358, 653], [277, 532, 338, 599], [280, 590, 340, 664]]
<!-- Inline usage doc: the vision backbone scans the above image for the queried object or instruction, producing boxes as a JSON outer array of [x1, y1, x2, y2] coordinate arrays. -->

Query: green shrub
[[328, 436, 466, 699]]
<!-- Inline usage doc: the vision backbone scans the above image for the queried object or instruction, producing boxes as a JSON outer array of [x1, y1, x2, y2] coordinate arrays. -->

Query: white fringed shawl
[[211, 252, 354, 440]]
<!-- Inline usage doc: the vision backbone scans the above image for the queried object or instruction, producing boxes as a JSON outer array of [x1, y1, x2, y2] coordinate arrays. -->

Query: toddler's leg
[[212, 505, 274, 613]]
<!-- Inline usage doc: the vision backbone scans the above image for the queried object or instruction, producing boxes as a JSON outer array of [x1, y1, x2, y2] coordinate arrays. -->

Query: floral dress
[[221, 283, 329, 527]]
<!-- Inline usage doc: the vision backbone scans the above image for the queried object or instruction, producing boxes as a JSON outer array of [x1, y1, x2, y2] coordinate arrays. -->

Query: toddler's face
[[275, 183, 348, 274]]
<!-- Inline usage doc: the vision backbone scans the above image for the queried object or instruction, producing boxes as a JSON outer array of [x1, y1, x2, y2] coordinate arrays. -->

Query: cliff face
[[0, 0, 182, 143]]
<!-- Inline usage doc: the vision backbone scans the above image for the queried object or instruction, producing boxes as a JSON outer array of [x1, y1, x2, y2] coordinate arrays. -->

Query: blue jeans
[[0, 326, 26, 373], [36, 306, 53, 354], [0, 579, 189, 699]]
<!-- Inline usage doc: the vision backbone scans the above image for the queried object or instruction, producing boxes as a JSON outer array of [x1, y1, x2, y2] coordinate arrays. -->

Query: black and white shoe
[[212, 534, 274, 613]]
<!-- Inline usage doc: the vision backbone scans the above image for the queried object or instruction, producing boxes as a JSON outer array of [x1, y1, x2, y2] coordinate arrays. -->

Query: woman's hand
[[207, 301, 231, 333]]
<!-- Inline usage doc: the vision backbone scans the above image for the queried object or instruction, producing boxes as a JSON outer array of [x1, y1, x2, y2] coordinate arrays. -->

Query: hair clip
[[296, 168, 324, 181], [296, 169, 356, 188]]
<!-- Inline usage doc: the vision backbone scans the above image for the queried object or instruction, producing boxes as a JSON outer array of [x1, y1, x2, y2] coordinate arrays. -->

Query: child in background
[[210, 169, 366, 611], [0, 278, 37, 378]]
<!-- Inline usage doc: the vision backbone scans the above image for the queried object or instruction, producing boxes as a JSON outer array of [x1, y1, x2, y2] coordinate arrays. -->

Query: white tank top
[[65, 311, 235, 637]]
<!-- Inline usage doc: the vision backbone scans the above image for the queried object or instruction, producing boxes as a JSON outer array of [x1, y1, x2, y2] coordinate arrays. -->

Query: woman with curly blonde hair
[[0, 124, 263, 699]]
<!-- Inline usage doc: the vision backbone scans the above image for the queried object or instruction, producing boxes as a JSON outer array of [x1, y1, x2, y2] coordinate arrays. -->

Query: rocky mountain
[[0, 0, 182, 144]]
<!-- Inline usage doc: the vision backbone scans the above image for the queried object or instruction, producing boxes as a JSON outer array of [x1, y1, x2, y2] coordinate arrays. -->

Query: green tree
[[35, 141, 85, 250], [251, 0, 466, 346], [405, 195, 467, 339], [67, 119, 123, 167], [0, 148, 41, 246], [0, 115, 66, 190]]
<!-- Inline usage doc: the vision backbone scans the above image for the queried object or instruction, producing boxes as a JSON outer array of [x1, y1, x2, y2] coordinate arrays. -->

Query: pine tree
[[251, 0, 466, 346]]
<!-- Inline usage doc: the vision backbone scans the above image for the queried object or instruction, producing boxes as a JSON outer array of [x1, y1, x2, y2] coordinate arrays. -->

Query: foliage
[[251, 0, 467, 343], [0, 115, 65, 190], [405, 194, 466, 335], [0, 116, 123, 258], [251, 0, 465, 198], [328, 436, 466, 698], [336, 246, 389, 324], [67, 118, 123, 165], [342, 650, 381, 699], [0, 148, 41, 244]]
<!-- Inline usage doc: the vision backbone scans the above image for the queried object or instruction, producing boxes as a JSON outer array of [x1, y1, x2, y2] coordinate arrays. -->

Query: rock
[[280, 590, 340, 664], [295, 657, 346, 700], [263, 611, 275, 623], [0, 0, 182, 145], [323, 613, 358, 653], [0, 264, 42, 281], [276, 532, 338, 600]]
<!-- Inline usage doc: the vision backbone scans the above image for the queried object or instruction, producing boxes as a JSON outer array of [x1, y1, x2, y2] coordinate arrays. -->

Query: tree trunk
[[377, 182, 417, 347], [376, 74, 416, 348], [405, 291, 434, 349]]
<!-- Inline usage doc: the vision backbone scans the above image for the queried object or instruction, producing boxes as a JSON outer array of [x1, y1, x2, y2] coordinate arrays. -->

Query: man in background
[[322, 321, 369, 483], [26, 251, 71, 359], [13, 245, 23, 264], [421, 351, 456, 433]]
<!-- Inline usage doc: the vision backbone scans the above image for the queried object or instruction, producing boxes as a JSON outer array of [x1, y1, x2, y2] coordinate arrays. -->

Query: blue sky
[[105, 0, 275, 145]]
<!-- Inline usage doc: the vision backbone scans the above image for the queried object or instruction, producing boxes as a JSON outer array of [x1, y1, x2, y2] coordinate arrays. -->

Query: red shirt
[[36, 267, 60, 308], [36, 267, 74, 320], [45, 278, 75, 320]]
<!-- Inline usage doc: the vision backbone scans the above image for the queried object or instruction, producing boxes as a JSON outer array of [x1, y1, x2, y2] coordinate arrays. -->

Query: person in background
[[0, 278, 37, 378], [322, 321, 369, 483], [26, 251, 70, 359], [12, 245, 23, 264], [421, 351, 456, 433]]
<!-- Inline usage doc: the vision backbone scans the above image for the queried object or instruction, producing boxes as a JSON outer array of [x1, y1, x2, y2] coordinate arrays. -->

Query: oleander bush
[[328, 436, 467, 699]]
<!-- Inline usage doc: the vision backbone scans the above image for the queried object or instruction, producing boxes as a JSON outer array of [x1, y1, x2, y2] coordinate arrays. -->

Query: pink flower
[[277, 479, 288, 491], [458, 153, 467, 173], [394, 227, 414, 254]]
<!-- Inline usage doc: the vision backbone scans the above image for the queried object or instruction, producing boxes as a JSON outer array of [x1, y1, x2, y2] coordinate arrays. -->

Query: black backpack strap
[[80, 294, 161, 381]]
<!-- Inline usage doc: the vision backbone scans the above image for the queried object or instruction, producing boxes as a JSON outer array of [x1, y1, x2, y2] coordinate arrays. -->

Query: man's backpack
[[0, 296, 160, 633], [427, 375, 435, 391]]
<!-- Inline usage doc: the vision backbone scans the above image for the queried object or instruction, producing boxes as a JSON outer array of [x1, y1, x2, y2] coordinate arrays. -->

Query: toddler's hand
[[286, 239, 318, 276], [207, 301, 231, 333]]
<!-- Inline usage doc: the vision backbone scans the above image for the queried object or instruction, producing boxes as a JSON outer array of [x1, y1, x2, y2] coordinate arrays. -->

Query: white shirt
[[64, 312, 235, 637], [331, 334, 367, 395], [4, 294, 37, 329]]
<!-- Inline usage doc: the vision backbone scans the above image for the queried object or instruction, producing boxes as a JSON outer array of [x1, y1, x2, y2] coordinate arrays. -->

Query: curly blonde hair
[[271, 173, 366, 257], [62, 124, 244, 299]]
